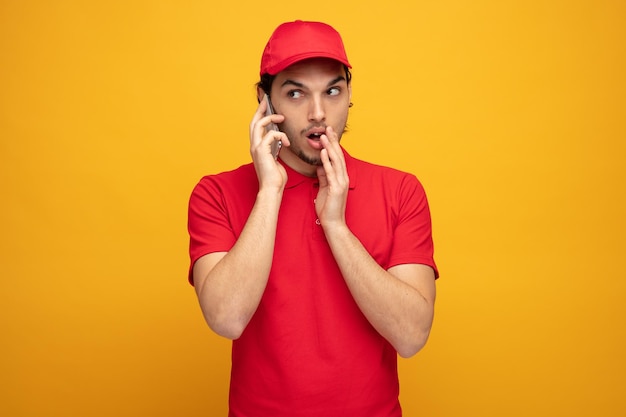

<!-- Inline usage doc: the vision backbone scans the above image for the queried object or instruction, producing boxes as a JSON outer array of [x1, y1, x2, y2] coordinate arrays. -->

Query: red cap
[[260, 20, 351, 76]]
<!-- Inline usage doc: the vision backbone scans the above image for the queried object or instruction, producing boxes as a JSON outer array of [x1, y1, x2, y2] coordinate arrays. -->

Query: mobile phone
[[264, 94, 282, 159]]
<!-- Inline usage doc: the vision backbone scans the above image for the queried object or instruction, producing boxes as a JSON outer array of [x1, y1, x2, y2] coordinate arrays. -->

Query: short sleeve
[[187, 177, 237, 284], [388, 174, 439, 278]]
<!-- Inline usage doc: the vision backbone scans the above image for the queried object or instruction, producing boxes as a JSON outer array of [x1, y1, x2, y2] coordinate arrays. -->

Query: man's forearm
[[323, 224, 436, 357]]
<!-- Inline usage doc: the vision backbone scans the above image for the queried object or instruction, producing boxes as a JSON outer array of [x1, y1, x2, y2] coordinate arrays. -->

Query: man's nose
[[308, 97, 326, 122]]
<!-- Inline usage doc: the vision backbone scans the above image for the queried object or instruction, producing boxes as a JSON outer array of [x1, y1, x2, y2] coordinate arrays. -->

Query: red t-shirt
[[188, 149, 437, 417]]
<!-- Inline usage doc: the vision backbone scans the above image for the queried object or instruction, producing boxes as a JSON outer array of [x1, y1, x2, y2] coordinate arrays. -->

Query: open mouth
[[305, 130, 325, 150]]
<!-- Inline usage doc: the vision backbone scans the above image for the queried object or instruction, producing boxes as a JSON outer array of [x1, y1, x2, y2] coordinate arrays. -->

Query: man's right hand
[[249, 98, 290, 191]]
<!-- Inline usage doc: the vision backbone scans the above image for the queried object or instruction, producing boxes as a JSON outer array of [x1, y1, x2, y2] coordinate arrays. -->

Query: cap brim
[[265, 52, 352, 75]]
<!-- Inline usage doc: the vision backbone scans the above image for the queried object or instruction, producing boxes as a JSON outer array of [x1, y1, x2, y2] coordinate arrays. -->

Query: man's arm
[[192, 99, 288, 340], [315, 128, 436, 358], [320, 227, 436, 358], [193, 188, 283, 339]]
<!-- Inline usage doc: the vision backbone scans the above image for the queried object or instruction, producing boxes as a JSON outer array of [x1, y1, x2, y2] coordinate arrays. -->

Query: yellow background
[[1, 0, 624, 416]]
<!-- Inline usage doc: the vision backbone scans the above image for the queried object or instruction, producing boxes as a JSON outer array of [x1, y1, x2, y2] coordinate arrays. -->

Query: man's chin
[[297, 150, 322, 166]]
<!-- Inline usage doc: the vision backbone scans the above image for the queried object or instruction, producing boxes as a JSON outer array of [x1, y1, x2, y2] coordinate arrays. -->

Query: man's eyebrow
[[327, 76, 347, 87], [281, 79, 304, 88], [280, 76, 347, 89]]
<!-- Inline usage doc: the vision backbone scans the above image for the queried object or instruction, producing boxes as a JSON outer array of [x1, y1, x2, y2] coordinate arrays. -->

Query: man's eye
[[288, 90, 303, 99], [328, 87, 341, 96]]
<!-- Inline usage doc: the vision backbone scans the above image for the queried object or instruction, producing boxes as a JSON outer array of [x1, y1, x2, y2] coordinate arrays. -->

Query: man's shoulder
[[191, 162, 258, 199], [198, 162, 256, 185], [346, 151, 420, 185]]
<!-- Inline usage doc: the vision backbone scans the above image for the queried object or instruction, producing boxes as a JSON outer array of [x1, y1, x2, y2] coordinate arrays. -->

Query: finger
[[325, 126, 339, 142], [268, 130, 290, 151], [321, 127, 343, 157], [319, 147, 338, 186], [250, 100, 284, 137], [320, 132, 347, 182], [250, 100, 267, 143], [316, 164, 328, 187], [251, 109, 286, 151], [249, 99, 269, 140], [256, 130, 287, 161]]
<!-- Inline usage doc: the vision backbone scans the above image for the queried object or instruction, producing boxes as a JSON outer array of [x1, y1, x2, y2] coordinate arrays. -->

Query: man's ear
[[256, 86, 265, 103], [348, 83, 353, 107]]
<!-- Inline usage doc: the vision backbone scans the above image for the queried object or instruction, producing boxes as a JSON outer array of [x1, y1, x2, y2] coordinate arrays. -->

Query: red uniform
[[188, 148, 437, 417]]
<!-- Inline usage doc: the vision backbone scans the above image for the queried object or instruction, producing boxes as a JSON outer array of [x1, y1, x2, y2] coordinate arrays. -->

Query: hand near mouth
[[315, 126, 349, 229], [304, 126, 328, 150]]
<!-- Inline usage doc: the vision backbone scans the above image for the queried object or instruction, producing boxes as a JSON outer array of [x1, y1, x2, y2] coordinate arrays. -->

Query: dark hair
[[257, 65, 353, 98]]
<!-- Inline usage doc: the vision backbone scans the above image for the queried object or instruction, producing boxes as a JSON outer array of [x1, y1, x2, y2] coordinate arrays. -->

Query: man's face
[[270, 58, 351, 176]]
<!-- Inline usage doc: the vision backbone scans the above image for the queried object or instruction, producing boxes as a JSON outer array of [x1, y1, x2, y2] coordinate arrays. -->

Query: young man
[[188, 20, 438, 417]]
